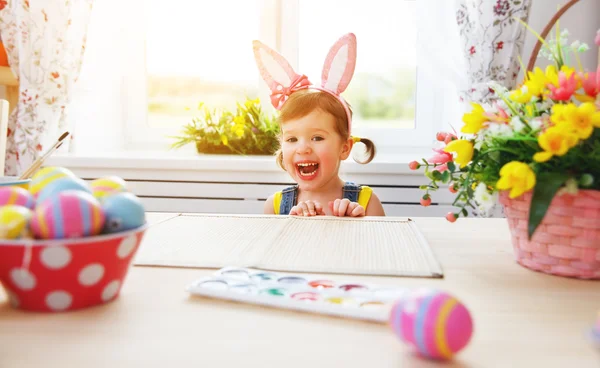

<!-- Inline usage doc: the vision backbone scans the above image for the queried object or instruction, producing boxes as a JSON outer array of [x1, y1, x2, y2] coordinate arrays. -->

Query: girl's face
[[281, 109, 352, 192]]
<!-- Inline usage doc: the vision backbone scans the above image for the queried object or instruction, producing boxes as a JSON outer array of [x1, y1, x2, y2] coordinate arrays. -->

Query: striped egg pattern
[[29, 167, 76, 197], [0, 186, 35, 209], [389, 290, 473, 360], [90, 176, 127, 199], [31, 191, 106, 239]]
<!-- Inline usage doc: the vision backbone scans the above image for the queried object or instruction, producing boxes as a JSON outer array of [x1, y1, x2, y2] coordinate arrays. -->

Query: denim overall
[[278, 182, 361, 215]]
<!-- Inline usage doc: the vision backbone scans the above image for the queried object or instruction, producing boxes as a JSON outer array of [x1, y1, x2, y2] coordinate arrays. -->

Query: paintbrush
[[19, 131, 70, 180]]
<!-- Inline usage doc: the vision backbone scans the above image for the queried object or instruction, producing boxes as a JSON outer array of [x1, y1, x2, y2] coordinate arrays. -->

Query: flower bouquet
[[410, 20, 600, 279]]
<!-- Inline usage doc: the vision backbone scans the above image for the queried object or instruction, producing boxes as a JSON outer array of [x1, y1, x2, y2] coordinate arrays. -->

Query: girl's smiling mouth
[[296, 161, 319, 180]]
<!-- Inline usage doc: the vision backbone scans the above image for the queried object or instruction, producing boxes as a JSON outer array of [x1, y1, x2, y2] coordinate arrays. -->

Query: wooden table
[[0, 213, 599, 368]]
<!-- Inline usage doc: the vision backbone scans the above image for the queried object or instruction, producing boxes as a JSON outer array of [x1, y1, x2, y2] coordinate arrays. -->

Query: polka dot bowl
[[0, 225, 147, 312]]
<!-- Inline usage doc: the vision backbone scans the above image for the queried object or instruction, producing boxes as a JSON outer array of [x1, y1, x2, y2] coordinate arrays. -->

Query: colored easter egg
[[31, 190, 105, 239], [29, 166, 77, 197], [0, 186, 35, 209], [90, 176, 127, 199], [101, 192, 145, 234], [36, 177, 92, 205], [0, 205, 33, 239], [389, 289, 473, 360]]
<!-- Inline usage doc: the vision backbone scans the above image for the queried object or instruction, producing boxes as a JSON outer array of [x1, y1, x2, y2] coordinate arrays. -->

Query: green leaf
[[527, 173, 570, 239], [419, 185, 428, 190], [493, 19, 501, 26], [447, 162, 456, 173], [431, 170, 442, 180], [441, 170, 451, 183]]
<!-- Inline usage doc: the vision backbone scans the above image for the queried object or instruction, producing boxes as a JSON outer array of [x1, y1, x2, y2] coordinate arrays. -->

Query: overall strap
[[278, 185, 298, 215], [342, 181, 361, 203]]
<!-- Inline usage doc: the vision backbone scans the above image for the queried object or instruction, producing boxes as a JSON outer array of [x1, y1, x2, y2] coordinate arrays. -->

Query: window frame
[[120, 0, 442, 157]]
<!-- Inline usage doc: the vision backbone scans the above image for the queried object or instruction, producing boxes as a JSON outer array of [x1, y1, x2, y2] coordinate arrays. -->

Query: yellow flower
[[443, 139, 474, 168], [233, 127, 244, 137], [245, 98, 260, 108], [496, 161, 536, 199], [532, 125, 579, 162], [550, 104, 568, 125], [233, 116, 245, 125], [509, 85, 532, 103], [557, 102, 600, 140], [461, 103, 488, 134], [525, 66, 551, 97], [220, 134, 228, 146]]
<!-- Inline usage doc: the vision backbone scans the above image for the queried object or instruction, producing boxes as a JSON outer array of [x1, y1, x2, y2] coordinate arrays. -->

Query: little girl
[[253, 33, 385, 217]]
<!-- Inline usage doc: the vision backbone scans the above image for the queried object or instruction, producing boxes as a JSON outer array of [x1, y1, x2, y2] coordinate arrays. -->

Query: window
[[72, 0, 455, 158]]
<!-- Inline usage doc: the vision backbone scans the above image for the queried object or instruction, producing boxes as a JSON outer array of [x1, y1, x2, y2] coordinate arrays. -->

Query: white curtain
[[414, 0, 467, 135], [68, 0, 146, 155], [455, 0, 532, 105], [0, 0, 93, 175]]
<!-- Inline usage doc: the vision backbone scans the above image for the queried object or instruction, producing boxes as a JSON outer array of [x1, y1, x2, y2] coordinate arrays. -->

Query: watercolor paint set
[[186, 267, 412, 322]]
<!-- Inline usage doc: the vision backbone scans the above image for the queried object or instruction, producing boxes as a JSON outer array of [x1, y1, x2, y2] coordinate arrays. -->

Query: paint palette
[[186, 267, 411, 322]]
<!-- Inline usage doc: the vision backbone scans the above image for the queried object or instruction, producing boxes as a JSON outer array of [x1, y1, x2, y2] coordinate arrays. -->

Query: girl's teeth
[[299, 169, 317, 176]]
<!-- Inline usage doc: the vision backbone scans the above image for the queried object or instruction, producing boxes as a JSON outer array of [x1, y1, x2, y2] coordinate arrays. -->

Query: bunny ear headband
[[252, 33, 357, 134]]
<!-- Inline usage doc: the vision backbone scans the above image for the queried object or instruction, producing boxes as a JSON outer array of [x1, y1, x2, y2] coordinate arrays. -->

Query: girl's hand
[[289, 200, 326, 216], [329, 198, 365, 217]]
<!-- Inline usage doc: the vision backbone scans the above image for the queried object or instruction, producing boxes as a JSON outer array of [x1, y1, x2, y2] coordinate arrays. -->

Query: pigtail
[[353, 137, 376, 164]]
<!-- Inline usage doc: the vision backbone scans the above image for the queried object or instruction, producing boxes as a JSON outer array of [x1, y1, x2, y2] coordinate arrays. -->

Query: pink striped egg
[[0, 186, 35, 209], [31, 190, 106, 239], [389, 289, 473, 360]]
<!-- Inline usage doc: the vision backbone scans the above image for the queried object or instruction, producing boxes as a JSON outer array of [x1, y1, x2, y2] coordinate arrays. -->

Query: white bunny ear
[[321, 33, 357, 94], [253, 40, 301, 91]]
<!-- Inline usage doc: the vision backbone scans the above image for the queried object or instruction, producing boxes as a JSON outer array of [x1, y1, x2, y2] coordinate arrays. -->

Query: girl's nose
[[296, 140, 312, 154]]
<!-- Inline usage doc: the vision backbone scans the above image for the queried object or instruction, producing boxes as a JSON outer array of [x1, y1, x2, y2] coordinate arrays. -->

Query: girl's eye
[[285, 137, 297, 143], [312, 136, 324, 141]]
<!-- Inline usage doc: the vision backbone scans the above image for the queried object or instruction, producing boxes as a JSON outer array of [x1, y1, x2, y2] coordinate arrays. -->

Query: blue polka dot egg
[[102, 192, 145, 234]]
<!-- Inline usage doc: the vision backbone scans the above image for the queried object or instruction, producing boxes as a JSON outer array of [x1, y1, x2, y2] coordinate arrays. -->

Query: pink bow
[[270, 74, 312, 109]]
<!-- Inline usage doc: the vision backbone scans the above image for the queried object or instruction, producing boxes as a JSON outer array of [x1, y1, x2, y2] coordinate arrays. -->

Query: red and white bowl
[[0, 225, 147, 312]]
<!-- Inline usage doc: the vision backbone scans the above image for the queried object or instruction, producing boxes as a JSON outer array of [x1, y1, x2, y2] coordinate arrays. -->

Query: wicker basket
[[499, 190, 600, 279]]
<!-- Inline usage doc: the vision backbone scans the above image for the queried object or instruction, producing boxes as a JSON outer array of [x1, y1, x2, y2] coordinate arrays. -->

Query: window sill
[[47, 150, 428, 175]]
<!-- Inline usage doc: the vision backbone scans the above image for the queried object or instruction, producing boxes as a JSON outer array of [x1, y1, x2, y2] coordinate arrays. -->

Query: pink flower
[[428, 148, 452, 165], [428, 148, 452, 173], [408, 161, 420, 170], [446, 212, 457, 223], [444, 134, 457, 144], [548, 71, 578, 101], [436, 132, 448, 142], [484, 103, 510, 123], [581, 66, 600, 99], [433, 164, 448, 173]]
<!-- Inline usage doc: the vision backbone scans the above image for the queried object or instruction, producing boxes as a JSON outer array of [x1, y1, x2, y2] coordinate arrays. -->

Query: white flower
[[474, 182, 498, 214], [557, 178, 579, 196], [510, 116, 526, 132], [487, 123, 513, 138], [529, 117, 544, 131], [487, 81, 509, 98]]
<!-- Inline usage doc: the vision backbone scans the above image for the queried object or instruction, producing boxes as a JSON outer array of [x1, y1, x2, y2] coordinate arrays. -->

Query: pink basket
[[0, 225, 147, 312], [499, 190, 600, 279]]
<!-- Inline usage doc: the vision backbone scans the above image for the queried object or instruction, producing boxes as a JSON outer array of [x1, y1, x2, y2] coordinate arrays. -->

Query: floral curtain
[[0, 0, 93, 176], [456, 0, 532, 105]]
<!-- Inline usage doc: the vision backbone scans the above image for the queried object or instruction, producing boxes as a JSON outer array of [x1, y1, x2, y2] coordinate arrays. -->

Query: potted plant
[[171, 97, 280, 155], [410, 11, 600, 279]]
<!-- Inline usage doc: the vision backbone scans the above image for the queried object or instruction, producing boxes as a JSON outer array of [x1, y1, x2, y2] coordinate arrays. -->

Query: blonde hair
[[275, 90, 376, 169]]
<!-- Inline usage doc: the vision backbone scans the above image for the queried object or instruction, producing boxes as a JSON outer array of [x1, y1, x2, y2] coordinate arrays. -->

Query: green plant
[[170, 97, 280, 155]]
